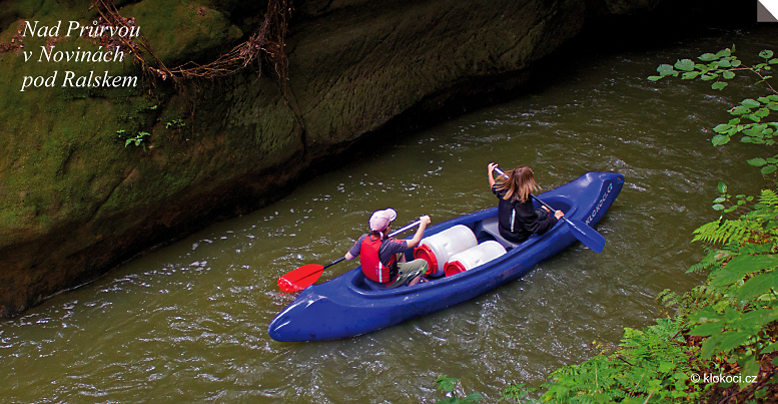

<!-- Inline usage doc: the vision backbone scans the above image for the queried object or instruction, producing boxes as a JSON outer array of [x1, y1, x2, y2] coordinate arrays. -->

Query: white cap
[[369, 208, 397, 232]]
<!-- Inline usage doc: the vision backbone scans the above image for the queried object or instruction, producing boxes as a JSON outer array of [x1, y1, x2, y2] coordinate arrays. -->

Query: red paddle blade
[[277, 264, 325, 292]]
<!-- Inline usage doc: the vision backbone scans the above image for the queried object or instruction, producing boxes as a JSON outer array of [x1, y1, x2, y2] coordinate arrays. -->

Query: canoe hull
[[268, 172, 624, 342]]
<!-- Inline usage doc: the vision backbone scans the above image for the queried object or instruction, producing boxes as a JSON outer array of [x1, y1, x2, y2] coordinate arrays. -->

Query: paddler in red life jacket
[[344, 208, 432, 287]]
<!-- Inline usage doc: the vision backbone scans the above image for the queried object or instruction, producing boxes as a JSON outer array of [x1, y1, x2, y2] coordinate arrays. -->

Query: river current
[[2, 25, 777, 403]]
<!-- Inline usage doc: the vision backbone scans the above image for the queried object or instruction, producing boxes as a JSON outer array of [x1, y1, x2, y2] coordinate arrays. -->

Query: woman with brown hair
[[487, 163, 564, 243]]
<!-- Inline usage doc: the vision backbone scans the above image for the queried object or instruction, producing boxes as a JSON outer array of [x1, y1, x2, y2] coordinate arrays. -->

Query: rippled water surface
[[3, 25, 778, 403]]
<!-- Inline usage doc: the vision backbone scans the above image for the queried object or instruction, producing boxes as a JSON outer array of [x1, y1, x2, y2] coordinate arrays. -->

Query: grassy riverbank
[[521, 182, 778, 402], [509, 47, 778, 404]]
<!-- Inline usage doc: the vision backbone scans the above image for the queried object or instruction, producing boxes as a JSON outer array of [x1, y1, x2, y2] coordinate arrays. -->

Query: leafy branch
[[117, 130, 151, 149], [649, 48, 778, 152], [648, 48, 777, 93]]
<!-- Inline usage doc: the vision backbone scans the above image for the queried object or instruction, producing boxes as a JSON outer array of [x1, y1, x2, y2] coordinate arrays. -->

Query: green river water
[[3, 24, 778, 403]]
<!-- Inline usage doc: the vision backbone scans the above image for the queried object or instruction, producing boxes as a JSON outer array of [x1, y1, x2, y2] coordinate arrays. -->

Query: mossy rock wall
[[0, 0, 675, 316]]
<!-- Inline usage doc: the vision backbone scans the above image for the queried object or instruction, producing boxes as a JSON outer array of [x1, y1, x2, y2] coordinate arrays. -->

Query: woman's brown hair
[[495, 166, 540, 203]]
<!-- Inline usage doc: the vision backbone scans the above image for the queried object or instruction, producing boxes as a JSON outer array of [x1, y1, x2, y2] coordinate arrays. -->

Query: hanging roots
[[0, 21, 26, 54], [87, 0, 291, 83]]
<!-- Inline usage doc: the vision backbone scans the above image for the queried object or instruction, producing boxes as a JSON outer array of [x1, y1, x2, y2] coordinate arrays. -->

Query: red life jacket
[[360, 234, 397, 283]]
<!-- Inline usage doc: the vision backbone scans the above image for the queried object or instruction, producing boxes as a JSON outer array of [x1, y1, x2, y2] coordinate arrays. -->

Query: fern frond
[[760, 189, 778, 207], [657, 289, 679, 307], [692, 220, 750, 245], [687, 261, 711, 274], [686, 249, 731, 274]]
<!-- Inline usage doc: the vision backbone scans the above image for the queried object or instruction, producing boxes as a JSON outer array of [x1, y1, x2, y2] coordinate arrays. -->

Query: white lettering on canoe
[[585, 183, 613, 225]]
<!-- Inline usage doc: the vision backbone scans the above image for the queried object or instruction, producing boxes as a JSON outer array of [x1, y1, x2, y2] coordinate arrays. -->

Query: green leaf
[[748, 157, 768, 166], [674, 380, 687, 391], [658, 361, 674, 373], [741, 355, 760, 387], [717, 331, 752, 353], [770, 58, 778, 65], [712, 82, 728, 90], [744, 126, 765, 137], [647, 75, 663, 81], [760, 50, 775, 59], [731, 105, 751, 115], [714, 124, 732, 133], [674, 372, 690, 382], [738, 271, 778, 301], [765, 342, 778, 354], [716, 48, 732, 58], [718, 181, 728, 194], [742, 99, 762, 108], [699, 53, 718, 61], [723, 70, 736, 79], [463, 392, 484, 402], [712, 135, 730, 146], [690, 321, 723, 337], [682, 71, 700, 80], [690, 306, 721, 324], [718, 59, 732, 68], [742, 243, 773, 255], [701, 334, 725, 358], [757, 387, 769, 399], [435, 376, 458, 392], [675, 59, 695, 71], [711, 254, 778, 286], [712, 204, 725, 211], [762, 165, 777, 175], [700, 73, 718, 81], [657, 64, 676, 76]]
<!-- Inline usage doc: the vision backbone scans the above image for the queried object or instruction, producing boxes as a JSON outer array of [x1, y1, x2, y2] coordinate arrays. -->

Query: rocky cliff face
[[0, 0, 706, 316]]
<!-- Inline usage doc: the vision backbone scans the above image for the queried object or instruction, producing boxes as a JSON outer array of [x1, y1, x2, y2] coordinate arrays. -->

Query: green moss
[[0, 0, 46, 30], [121, 0, 243, 66], [0, 0, 287, 246], [0, 2, 160, 237]]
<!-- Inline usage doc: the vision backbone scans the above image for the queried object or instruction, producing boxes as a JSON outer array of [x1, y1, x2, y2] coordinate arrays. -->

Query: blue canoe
[[268, 172, 624, 342]]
